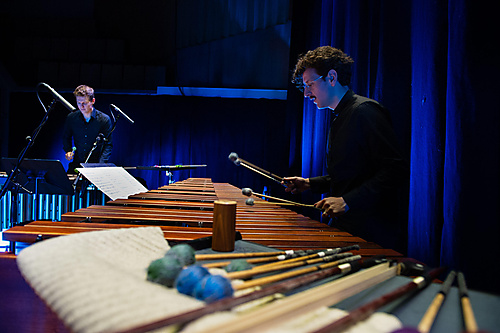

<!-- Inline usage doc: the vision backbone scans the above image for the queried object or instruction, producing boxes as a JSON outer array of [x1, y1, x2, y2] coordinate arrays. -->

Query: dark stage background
[[6, 91, 294, 195], [1, 1, 499, 295]]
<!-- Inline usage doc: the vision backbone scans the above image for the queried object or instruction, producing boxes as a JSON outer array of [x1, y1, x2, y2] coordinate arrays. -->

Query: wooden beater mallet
[[228, 152, 285, 185], [242, 187, 319, 209]]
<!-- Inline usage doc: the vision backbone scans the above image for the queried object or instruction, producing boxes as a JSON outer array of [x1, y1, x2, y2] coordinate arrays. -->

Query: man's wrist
[[341, 197, 350, 213]]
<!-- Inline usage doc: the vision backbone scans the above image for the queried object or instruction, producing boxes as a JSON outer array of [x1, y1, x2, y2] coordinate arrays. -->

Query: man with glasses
[[63, 85, 113, 174], [283, 46, 409, 253]]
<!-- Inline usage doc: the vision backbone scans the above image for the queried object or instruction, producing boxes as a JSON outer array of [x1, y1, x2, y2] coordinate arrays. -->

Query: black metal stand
[[0, 158, 74, 227], [0, 99, 59, 228], [72, 134, 106, 195]]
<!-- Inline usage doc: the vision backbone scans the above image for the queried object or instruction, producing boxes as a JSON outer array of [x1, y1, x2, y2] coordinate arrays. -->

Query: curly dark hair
[[73, 85, 95, 101], [292, 46, 354, 88]]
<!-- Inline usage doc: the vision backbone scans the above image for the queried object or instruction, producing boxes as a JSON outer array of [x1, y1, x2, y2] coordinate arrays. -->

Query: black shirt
[[63, 108, 113, 172], [309, 90, 409, 251]]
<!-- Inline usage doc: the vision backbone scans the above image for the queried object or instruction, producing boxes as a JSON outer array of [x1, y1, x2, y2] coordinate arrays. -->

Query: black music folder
[[1, 158, 74, 195]]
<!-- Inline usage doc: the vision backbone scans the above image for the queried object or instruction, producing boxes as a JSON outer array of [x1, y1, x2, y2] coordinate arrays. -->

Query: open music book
[[76, 166, 148, 200]]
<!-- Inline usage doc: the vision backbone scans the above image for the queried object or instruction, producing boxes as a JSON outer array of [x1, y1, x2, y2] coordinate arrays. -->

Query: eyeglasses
[[297, 75, 323, 92]]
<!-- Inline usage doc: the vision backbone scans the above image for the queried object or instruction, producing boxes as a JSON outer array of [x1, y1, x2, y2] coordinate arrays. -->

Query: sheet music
[[76, 167, 148, 200]]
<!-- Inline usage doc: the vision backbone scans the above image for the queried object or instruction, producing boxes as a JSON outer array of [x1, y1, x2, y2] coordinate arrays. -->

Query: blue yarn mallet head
[[175, 265, 210, 296], [193, 275, 234, 303]]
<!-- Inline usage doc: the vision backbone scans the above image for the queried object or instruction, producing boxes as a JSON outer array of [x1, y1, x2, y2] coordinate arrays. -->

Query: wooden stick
[[227, 252, 355, 281], [236, 252, 353, 276], [229, 152, 284, 184], [114, 257, 389, 333], [252, 194, 318, 208], [247, 197, 317, 208], [239, 162, 283, 184], [242, 187, 318, 208], [201, 261, 399, 333], [234, 255, 361, 290], [248, 245, 358, 270], [457, 271, 479, 333], [201, 249, 314, 269], [202, 255, 283, 269], [201, 245, 359, 269], [417, 270, 456, 333], [312, 267, 446, 333], [195, 250, 295, 261]]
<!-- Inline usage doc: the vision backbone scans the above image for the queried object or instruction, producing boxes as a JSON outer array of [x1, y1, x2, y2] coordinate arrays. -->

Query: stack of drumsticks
[[114, 242, 488, 333]]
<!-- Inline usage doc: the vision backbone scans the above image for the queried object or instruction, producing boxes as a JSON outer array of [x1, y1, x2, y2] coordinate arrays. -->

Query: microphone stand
[[73, 117, 118, 198], [73, 132, 111, 198], [73, 136, 99, 196], [0, 99, 58, 229]]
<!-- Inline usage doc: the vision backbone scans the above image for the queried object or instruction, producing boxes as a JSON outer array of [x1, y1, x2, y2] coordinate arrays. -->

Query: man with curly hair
[[283, 46, 409, 252], [63, 85, 113, 173]]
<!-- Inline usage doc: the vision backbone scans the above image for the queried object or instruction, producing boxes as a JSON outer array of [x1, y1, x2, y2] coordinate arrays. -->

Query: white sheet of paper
[[76, 167, 148, 200]]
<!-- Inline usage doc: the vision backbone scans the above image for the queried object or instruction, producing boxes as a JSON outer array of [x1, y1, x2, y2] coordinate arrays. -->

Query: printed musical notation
[[76, 167, 148, 200]]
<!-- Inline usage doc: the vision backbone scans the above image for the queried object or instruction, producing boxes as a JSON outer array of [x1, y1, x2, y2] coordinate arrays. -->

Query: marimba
[[0, 178, 399, 332], [2, 178, 402, 258], [3, 178, 500, 333]]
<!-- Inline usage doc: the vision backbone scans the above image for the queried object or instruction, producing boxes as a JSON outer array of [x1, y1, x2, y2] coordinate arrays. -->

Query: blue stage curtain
[[409, 0, 448, 268], [293, 0, 500, 293]]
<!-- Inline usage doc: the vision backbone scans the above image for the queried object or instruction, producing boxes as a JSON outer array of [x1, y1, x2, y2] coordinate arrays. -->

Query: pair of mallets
[[241, 187, 318, 209]]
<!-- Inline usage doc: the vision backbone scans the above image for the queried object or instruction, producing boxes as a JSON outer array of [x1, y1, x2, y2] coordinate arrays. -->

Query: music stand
[[1, 158, 74, 227], [1, 158, 74, 196]]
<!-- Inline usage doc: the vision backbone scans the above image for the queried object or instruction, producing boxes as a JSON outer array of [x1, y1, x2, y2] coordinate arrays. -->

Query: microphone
[[110, 104, 134, 124], [40, 82, 76, 112]]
